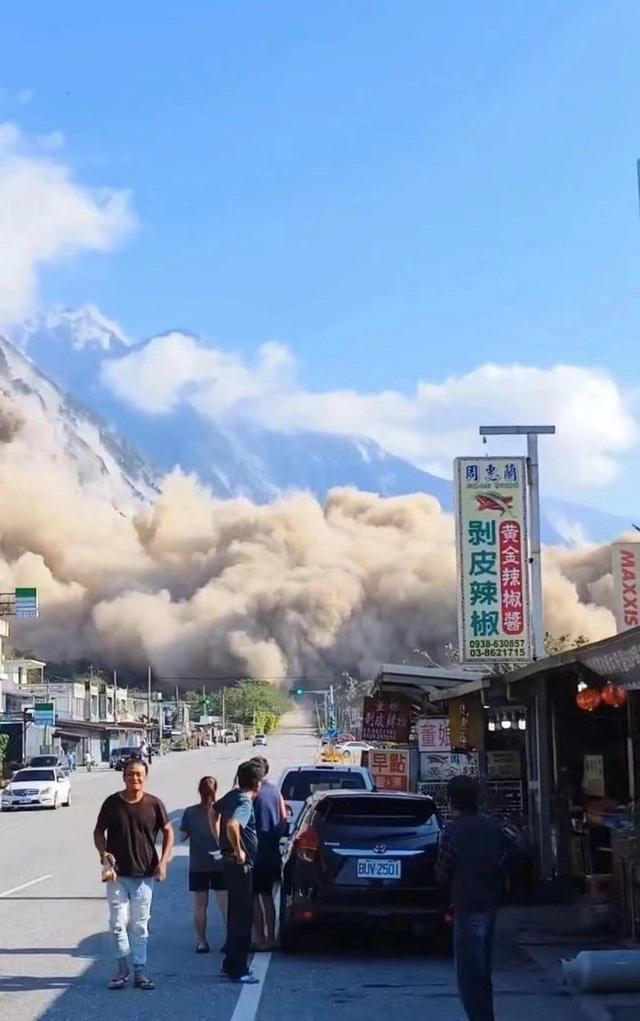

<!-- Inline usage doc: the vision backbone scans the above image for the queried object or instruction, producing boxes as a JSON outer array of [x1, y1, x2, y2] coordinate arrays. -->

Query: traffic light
[[289, 687, 304, 697]]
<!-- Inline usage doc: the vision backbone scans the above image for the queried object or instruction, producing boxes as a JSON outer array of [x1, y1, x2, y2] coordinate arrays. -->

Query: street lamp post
[[478, 425, 555, 661]]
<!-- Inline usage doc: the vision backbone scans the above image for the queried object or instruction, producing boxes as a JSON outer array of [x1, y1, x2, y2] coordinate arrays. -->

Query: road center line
[[229, 952, 272, 1021], [0, 874, 53, 898]]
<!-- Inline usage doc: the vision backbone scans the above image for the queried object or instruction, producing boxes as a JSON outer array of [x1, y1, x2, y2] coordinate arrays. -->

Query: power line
[[155, 674, 342, 683]]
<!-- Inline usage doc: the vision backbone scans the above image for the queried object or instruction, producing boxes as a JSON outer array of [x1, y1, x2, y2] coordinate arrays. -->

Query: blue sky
[[1, 2, 640, 511]]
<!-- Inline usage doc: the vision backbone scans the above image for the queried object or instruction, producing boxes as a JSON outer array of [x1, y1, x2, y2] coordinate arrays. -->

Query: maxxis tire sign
[[454, 457, 532, 664]]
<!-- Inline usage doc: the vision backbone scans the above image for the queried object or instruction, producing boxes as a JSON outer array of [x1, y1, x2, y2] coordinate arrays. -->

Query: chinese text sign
[[454, 457, 532, 663], [362, 695, 410, 744], [417, 717, 451, 752], [369, 749, 410, 792]]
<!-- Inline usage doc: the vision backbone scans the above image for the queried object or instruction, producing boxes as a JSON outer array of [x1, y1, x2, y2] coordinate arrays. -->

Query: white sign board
[[612, 543, 640, 633], [583, 754, 605, 798], [417, 717, 451, 752], [419, 752, 479, 781], [455, 457, 532, 663]]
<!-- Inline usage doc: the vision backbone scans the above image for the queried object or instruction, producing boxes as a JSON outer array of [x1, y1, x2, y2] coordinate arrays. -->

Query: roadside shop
[[367, 662, 489, 800], [499, 628, 640, 936]]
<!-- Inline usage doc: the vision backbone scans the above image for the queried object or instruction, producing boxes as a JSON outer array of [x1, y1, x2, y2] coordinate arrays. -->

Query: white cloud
[[0, 122, 136, 324], [102, 330, 638, 497]]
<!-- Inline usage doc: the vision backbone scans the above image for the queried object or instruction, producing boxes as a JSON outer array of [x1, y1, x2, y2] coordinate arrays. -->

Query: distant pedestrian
[[250, 755, 287, 951], [93, 758, 174, 991], [435, 776, 509, 1021], [180, 776, 227, 953], [216, 760, 263, 984], [84, 750, 94, 772], [67, 750, 76, 773]]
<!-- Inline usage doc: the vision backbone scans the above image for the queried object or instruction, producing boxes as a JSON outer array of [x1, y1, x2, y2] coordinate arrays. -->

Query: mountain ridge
[[7, 307, 632, 546]]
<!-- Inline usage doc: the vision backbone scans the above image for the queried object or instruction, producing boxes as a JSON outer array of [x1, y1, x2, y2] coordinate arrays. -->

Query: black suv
[[280, 790, 449, 950], [111, 747, 145, 771]]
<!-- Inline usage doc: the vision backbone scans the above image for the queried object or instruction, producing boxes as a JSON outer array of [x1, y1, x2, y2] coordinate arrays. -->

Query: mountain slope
[[0, 333, 159, 512]]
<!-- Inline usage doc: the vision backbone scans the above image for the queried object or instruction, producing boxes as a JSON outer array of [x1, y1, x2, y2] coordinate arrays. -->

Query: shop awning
[[503, 625, 640, 692]]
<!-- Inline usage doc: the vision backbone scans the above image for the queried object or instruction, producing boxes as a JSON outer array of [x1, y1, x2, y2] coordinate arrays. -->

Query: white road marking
[[229, 952, 272, 1021], [0, 874, 53, 898]]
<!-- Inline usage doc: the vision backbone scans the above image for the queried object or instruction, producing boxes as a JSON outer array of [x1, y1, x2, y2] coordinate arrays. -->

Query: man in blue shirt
[[216, 760, 263, 984], [250, 755, 287, 950]]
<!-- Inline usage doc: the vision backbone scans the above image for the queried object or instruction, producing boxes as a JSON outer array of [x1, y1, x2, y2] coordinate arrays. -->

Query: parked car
[[280, 790, 449, 950], [222, 730, 238, 744], [29, 754, 67, 770], [253, 733, 267, 747], [277, 764, 375, 829], [2, 767, 71, 810], [111, 746, 145, 771]]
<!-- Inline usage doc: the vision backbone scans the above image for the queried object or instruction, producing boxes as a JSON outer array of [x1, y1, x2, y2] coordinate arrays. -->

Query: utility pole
[[222, 688, 226, 731], [113, 669, 118, 724], [147, 666, 152, 742]]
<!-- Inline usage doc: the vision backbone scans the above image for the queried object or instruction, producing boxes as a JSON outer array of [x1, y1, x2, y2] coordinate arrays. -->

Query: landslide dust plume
[[0, 432, 621, 682]]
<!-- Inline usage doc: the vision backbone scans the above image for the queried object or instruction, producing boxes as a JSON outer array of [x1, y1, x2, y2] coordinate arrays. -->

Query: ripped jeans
[[106, 877, 153, 968]]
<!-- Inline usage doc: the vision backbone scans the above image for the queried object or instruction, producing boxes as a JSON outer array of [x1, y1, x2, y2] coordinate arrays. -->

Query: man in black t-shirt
[[94, 758, 174, 990], [436, 776, 509, 1021]]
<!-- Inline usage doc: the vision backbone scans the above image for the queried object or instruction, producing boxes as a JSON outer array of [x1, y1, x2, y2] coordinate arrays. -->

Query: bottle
[[101, 854, 117, 883]]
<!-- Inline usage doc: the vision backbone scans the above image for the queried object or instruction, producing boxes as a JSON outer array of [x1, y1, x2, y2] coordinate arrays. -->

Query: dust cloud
[[0, 419, 623, 686]]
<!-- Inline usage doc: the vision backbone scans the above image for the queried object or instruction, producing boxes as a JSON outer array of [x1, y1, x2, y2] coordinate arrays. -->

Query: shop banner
[[369, 749, 410, 791], [34, 701, 56, 726], [448, 693, 484, 750], [612, 543, 640, 633], [420, 751, 479, 781], [362, 695, 410, 744], [416, 717, 451, 752], [15, 586, 39, 619], [455, 457, 532, 663]]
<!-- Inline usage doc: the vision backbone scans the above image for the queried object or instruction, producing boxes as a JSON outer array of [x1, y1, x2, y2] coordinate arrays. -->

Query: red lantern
[[600, 682, 628, 708], [576, 687, 602, 712]]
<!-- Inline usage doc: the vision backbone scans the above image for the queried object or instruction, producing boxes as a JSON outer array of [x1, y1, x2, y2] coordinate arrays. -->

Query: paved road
[[0, 715, 590, 1021]]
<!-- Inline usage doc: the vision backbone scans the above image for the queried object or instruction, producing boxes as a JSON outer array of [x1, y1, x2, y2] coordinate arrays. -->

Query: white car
[[2, 767, 71, 811], [253, 734, 267, 747], [277, 763, 375, 829]]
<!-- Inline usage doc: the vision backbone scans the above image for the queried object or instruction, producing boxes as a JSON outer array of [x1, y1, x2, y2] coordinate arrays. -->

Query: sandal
[[108, 964, 129, 990], [134, 972, 156, 990], [196, 942, 210, 954]]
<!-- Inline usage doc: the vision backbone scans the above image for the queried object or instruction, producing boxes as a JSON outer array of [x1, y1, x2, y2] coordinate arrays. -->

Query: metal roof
[[373, 662, 487, 699]]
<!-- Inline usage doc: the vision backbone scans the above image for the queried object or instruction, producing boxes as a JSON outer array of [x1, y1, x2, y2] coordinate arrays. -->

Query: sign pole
[[526, 432, 546, 660]]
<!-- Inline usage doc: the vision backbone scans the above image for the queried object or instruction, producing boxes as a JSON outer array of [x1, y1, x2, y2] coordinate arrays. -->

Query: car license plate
[[357, 858, 401, 879]]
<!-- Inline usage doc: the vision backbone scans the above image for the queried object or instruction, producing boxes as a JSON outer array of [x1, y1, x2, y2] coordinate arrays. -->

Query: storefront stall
[[502, 628, 640, 934], [369, 663, 488, 804]]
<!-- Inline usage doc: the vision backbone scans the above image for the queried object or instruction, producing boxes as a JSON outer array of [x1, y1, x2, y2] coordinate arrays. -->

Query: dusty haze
[[0, 391, 622, 685]]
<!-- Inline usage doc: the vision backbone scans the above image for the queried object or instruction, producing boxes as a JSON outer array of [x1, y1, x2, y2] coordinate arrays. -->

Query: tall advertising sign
[[455, 457, 532, 663], [611, 543, 640, 633]]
